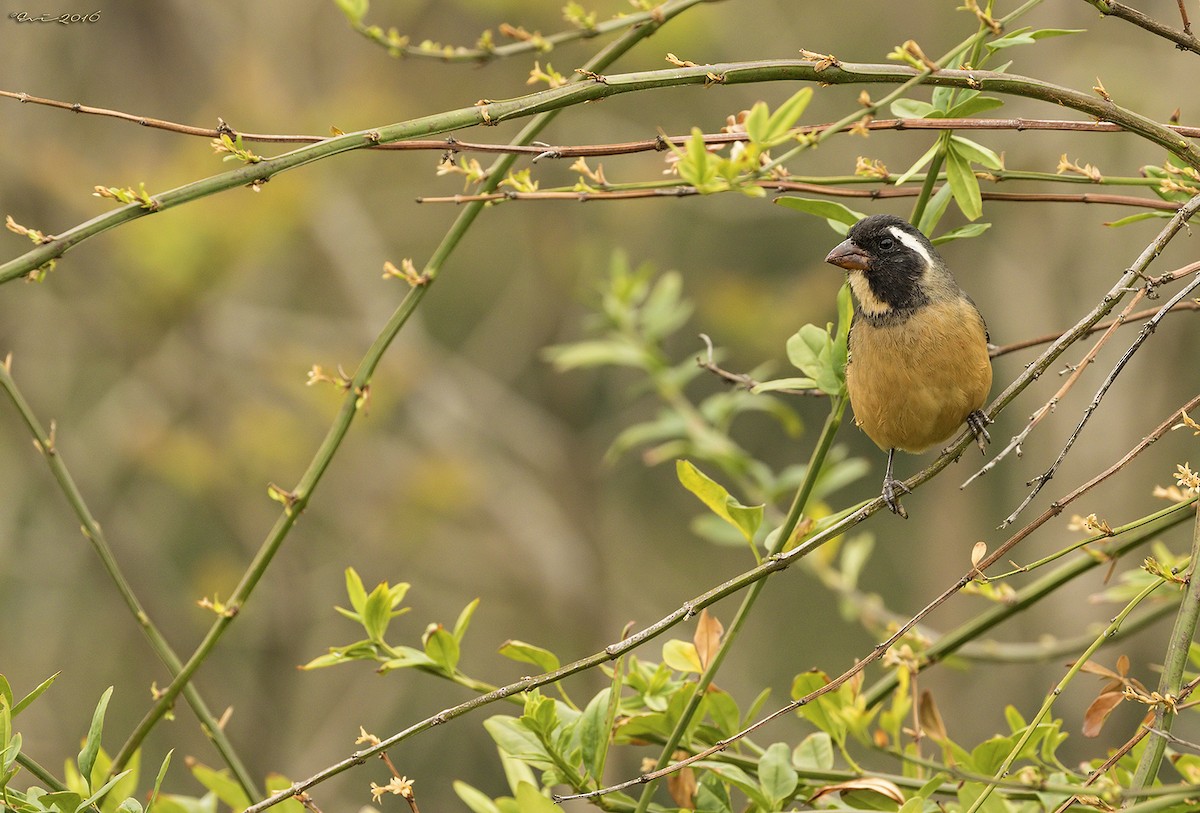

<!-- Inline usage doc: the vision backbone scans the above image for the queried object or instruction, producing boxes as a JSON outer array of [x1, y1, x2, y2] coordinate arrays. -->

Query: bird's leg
[[966, 410, 992, 455], [881, 447, 910, 519]]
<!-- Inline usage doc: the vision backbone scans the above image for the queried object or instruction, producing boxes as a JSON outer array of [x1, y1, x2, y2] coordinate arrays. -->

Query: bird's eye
[[878, 237, 895, 250]]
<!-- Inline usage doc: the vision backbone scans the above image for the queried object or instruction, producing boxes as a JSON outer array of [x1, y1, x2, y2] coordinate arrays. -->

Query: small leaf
[[497, 640, 560, 673], [793, 731, 835, 771], [344, 568, 368, 617], [1082, 690, 1125, 737], [334, 0, 369, 25], [893, 139, 942, 187], [785, 324, 840, 395], [191, 764, 252, 812], [743, 101, 771, 145], [890, 98, 935, 119], [662, 640, 703, 674], [543, 340, 650, 371], [945, 146, 983, 220], [12, 672, 58, 716], [946, 95, 1004, 118], [675, 460, 764, 543], [750, 376, 819, 394], [930, 222, 991, 245], [578, 688, 612, 783], [693, 609, 724, 670], [949, 135, 1003, 170], [423, 625, 460, 672], [453, 598, 481, 642], [763, 88, 813, 144], [454, 781, 502, 813], [775, 196, 865, 234], [77, 687, 113, 788], [758, 742, 799, 808], [514, 783, 561, 813]]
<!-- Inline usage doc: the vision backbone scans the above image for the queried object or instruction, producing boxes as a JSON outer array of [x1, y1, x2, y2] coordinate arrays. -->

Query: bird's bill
[[825, 239, 870, 271]]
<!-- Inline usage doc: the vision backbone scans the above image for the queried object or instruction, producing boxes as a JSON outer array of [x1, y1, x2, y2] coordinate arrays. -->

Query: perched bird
[[825, 214, 992, 518]]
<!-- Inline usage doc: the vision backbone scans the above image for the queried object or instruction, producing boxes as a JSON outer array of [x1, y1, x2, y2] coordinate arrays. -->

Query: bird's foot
[[881, 476, 910, 519], [966, 410, 992, 455]]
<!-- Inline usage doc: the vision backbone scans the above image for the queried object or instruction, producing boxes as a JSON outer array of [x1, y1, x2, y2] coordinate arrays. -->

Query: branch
[[6, 59, 1200, 284], [6, 86, 1200, 152], [1006, 252, 1200, 525], [1082, 0, 1200, 54], [0, 357, 259, 797]]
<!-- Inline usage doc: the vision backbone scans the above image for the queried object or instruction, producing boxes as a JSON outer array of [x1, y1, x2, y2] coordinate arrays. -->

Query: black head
[[825, 214, 943, 312]]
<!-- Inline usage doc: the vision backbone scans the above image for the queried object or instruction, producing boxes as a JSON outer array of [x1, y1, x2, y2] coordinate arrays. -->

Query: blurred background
[[1, 0, 1198, 809]]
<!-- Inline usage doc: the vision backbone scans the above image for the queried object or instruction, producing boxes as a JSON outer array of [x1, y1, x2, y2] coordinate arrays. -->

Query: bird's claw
[[882, 476, 910, 519], [967, 410, 992, 455]]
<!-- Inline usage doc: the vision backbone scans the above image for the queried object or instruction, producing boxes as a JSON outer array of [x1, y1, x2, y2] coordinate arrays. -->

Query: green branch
[[0, 360, 258, 797], [5, 56, 1198, 285], [1128, 500, 1200, 792]]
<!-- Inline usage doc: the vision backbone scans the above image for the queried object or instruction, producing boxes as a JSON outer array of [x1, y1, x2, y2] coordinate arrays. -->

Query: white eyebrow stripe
[[888, 225, 933, 267]]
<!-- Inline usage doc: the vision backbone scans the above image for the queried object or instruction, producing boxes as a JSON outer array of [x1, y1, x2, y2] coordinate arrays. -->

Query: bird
[[824, 214, 992, 518]]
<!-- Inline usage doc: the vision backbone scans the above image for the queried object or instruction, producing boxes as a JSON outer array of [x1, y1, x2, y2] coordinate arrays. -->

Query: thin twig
[[964, 288, 1148, 489], [416, 183, 1185, 209], [0, 357, 259, 797], [5, 88, 1200, 153], [1005, 268, 1200, 526], [1081, 0, 1200, 54]]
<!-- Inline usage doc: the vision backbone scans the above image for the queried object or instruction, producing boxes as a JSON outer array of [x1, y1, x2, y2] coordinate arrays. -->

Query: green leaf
[[675, 460, 764, 543], [946, 96, 1004, 118], [514, 782, 561, 813], [344, 567, 368, 616], [743, 101, 770, 146], [190, 764, 251, 812], [758, 742, 799, 808], [890, 98, 936, 119], [692, 762, 771, 810], [945, 146, 983, 221], [453, 598, 480, 643], [775, 196, 865, 234], [916, 181, 954, 235], [640, 271, 693, 341], [931, 222, 992, 245], [785, 324, 841, 395], [577, 688, 612, 783], [484, 716, 553, 766], [791, 671, 846, 743], [79, 769, 132, 813], [949, 135, 1003, 170], [662, 640, 702, 674], [793, 731, 835, 771], [333, 0, 369, 25], [987, 26, 1083, 51], [497, 640, 560, 673], [42, 790, 84, 813], [378, 645, 438, 673], [675, 128, 719, 192], [361, 582, 397, 642], [1105, 212, 1171, 228], [833, 280, 853, 373], [763, 88, 813, 145], [148, 750, 172, 813], [454, 781, 501, 813], [750, 376, 819, 394], [542, 340, 650, 371], [893, 139, 942, 187], [423, 625, 460, 673], [77, 687, 113, 789]]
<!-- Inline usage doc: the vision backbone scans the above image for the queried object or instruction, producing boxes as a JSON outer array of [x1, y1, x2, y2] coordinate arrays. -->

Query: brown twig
[[1051, 675, 1200, 813], [4, 89, 1200, 155], [1006, 269, 1200, 526], [557, 394, 1200, 805], [416, 184, 1183, 210], [696, 333, 823, 395], [964, 288, 1148, 489], [1082, 0, 1200, 54]]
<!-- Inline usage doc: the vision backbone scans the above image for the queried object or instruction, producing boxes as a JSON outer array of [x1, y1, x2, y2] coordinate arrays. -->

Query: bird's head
[[825, 214, 947, 317]]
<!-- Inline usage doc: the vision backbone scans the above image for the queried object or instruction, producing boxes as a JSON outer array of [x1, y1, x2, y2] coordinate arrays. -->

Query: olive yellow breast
[[846, 297, 992, 454]]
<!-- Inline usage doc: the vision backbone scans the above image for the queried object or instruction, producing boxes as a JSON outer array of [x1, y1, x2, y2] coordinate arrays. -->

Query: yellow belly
[[846, 298, 992, 454]]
